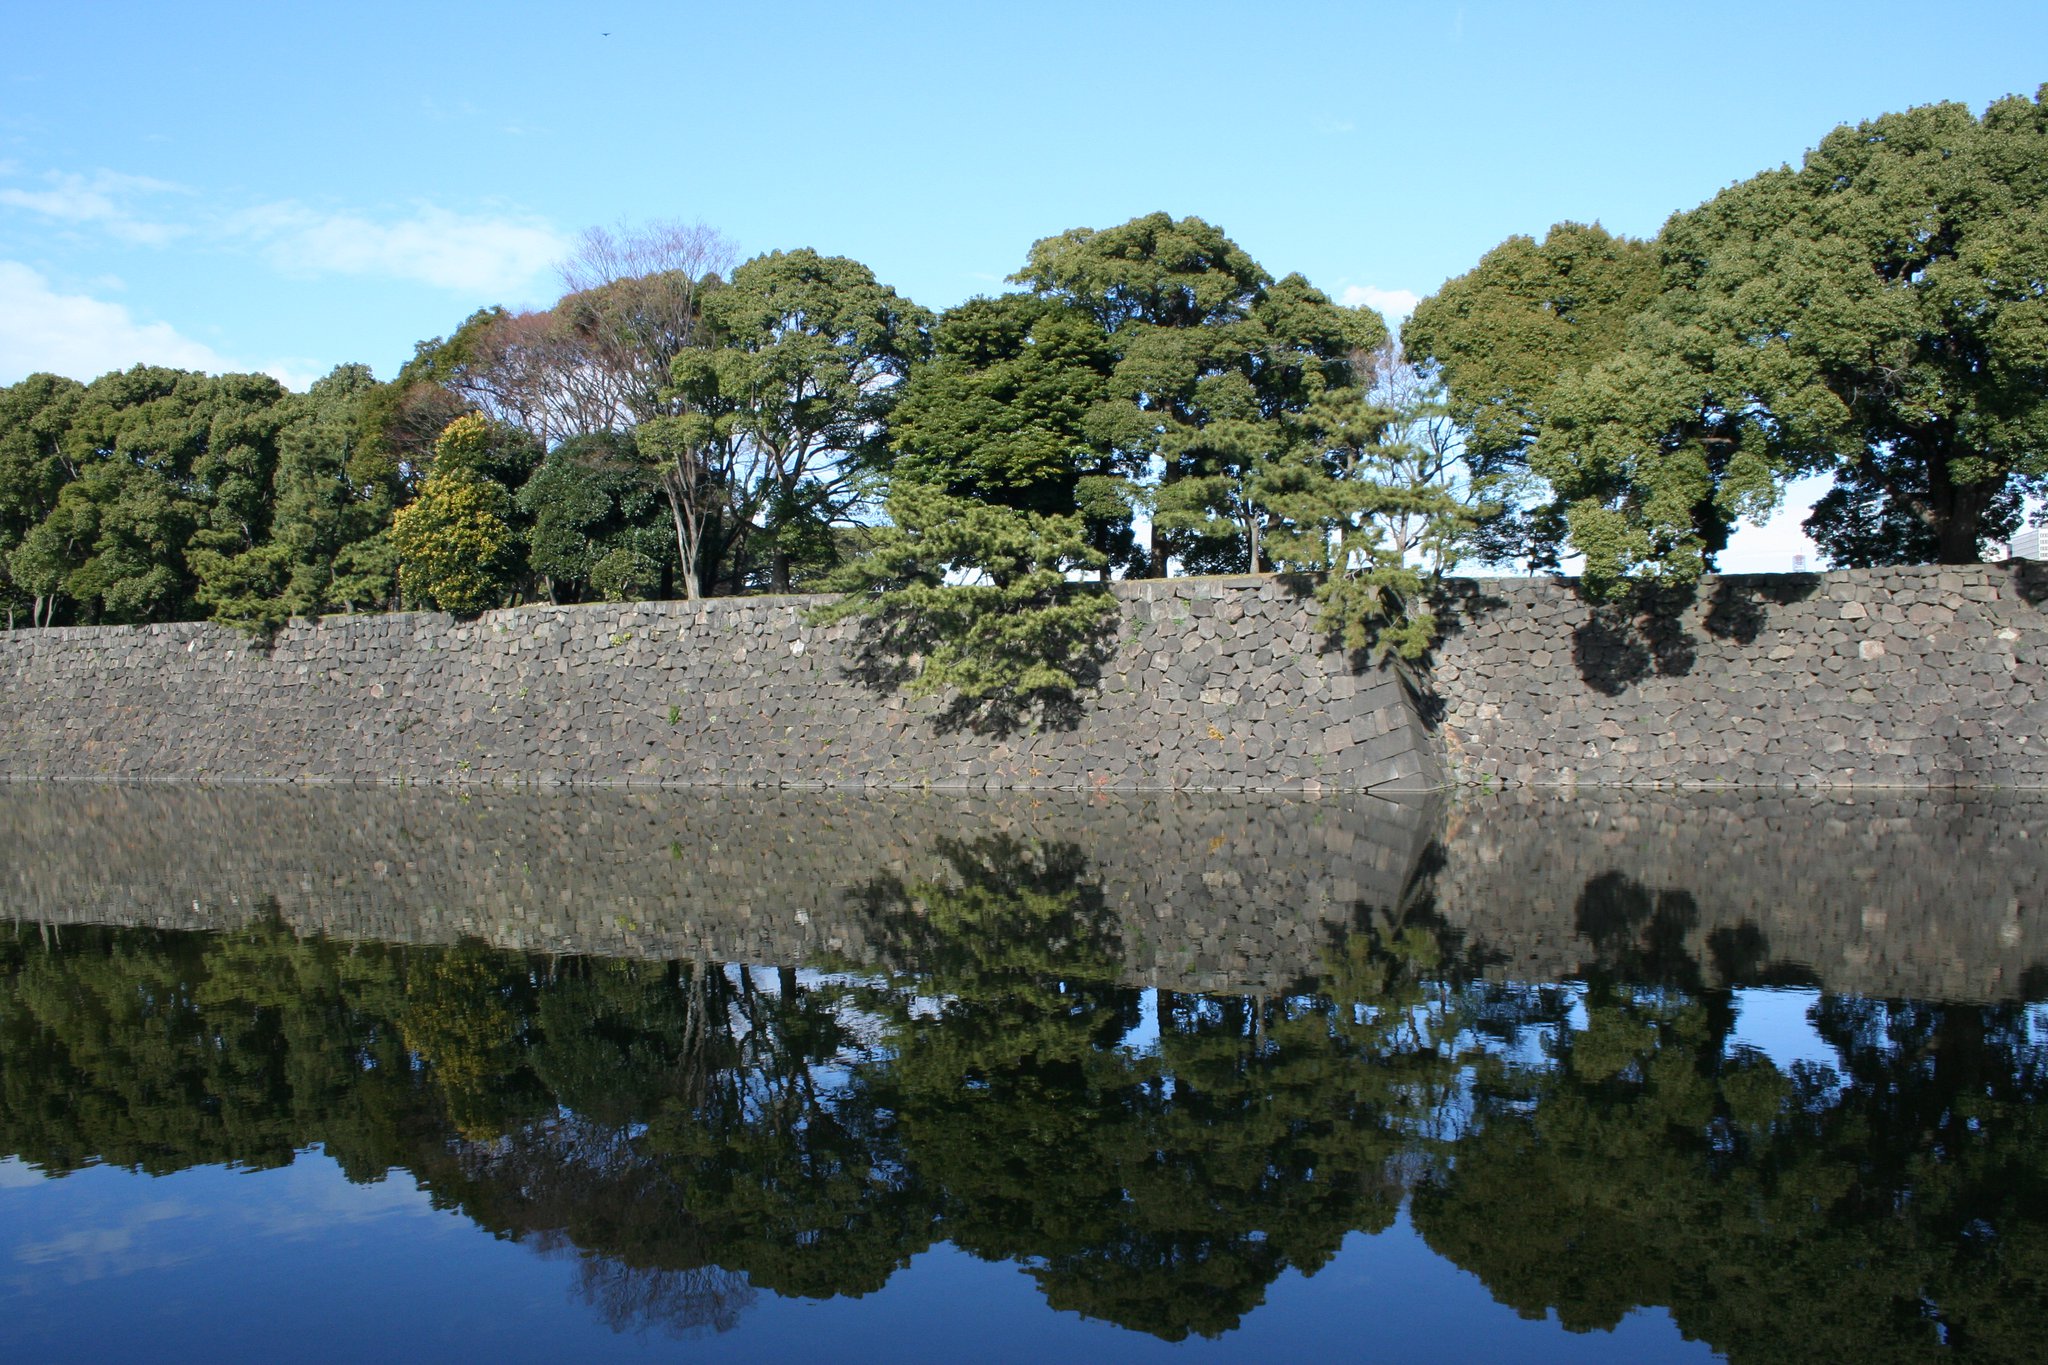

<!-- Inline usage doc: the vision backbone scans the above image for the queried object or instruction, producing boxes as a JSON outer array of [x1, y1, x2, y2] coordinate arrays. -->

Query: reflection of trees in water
[[535, 1235, 755, 1340], [848, 835, 1494, 1339], [4, 848, 2048, 1358], [1410, 979, 2048, 1364], [430, 952, 931, 1306]]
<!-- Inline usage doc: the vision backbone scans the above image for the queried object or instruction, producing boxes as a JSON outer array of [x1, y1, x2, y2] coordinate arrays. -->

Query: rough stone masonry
[[0, 576, 1438, 792], [1, 562, 2042, 790], [1428, 561, 2048, 788]]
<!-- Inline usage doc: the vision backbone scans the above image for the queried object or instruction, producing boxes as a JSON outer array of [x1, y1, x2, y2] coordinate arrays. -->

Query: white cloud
[[232, 201, 569, 294], [0, 261, 233, 383], [5, 162, 570, 298], [0, 168, 190, 245], [0, 262, 310, 389], [1340, 284, 1421, 323]]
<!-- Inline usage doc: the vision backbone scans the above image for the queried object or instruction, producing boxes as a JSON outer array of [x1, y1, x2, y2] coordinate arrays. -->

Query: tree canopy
[[1407, 88, 2048, 595]]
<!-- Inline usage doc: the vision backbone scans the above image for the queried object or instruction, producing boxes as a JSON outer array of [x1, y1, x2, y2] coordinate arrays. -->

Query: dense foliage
[[1408, 87, 2048, 596]]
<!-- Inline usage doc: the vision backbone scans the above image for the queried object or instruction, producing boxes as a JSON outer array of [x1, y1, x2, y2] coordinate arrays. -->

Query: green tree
[[187, 363, 391, 630], [8, 367, 290, 625], [1676, 90, 2048, 566], [887, 292, 1135, 573], [1011, 213, 1387, 575], [390, 415, 527, 613], [1403, 221, 1662, 581], [0, 373, 85, 628], [664, 248, 932, 593], [810, 481, 1116, 711], [1409, 91, 2048, 592], [516, 432, 674, 602], [1263, 345, 1499, 661]]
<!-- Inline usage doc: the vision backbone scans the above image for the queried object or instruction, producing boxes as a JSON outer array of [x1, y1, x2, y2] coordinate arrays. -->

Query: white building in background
[[2004, 527, 2043, 561]]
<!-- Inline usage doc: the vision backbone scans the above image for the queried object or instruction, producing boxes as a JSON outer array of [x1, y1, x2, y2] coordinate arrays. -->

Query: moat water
[[0, 786, 2042, 1362]]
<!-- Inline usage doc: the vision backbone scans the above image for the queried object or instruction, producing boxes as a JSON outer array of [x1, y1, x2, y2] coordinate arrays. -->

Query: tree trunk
[[662, 475, 702, 600], [1928, 445, 1992, 565]]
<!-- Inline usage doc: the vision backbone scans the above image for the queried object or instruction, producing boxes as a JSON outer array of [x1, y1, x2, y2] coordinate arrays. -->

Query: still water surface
[[0, 786, 2042, 1362]]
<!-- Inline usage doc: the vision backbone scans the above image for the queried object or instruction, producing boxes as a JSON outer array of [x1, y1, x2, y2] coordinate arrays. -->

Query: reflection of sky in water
[[0, 1149, 1717, 1364], [1, 1151, 448, 1296], [1120, 987, 1162, 1054], [1729, 987, 1842, 1077]]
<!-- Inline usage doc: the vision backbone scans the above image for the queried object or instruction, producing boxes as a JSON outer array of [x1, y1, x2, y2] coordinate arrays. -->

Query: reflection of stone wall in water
[[1430, 562, 2048, 787], [0, 786, 1438, 995], [1428, 790, 2048, 1003], [4, 785, 2043, 1003], [0, 578, 1437, 793]]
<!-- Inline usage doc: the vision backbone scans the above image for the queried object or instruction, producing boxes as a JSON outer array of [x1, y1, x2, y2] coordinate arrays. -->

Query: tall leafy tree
[[390, 414, 535, 613], [665, 249, 932, 593], [0, 373, 84, 628], [516, 431, 674, 602], [1409, 90, 2048, 592], [1678, 90, 2048, 566], [188, 363, 392, 629], [1403, 221, 1661, 579], [1011, 212, 1387, 575], [1278, 346, 1497, 661], [887, 292, 1133, 572], [8, 367, 290, 625]]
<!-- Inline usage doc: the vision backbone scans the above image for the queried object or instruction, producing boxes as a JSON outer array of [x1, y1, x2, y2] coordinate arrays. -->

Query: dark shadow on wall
[[1574, 870, 1705, 988], [930, 656, 1106, 739], [1702, 573, 1821, 644], [831, 604, 1120, 739], [1251, 571, 1455, 737], [2007, 558, 2048, 609], [1576, 870, 1823, 994], [1572, 598, 1696, 696], [1412, 579, 1516, 722], [1570, 573, 1820, 696], [1705, 920, 1822, 991]]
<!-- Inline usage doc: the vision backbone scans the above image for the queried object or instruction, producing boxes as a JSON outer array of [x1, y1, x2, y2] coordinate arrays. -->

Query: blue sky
[[3, 1, 2042, 567]]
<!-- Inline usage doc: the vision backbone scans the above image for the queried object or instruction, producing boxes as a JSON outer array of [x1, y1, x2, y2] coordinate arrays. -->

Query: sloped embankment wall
[[6, 563, 2043, 791], [0, 576, 1437, 792], [1428, 562, 2048, 788]]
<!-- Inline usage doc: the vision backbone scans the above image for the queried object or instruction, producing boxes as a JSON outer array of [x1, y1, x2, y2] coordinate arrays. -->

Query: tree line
[[0, 218, 1471, 666], [2, 88, 2041, 671]]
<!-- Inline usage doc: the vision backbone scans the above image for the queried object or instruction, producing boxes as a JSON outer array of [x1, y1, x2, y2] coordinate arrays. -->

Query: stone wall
[[0, 577, 1438, 793], [4, 563, 2045, 791], [1429, 561, 2048, 788]]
